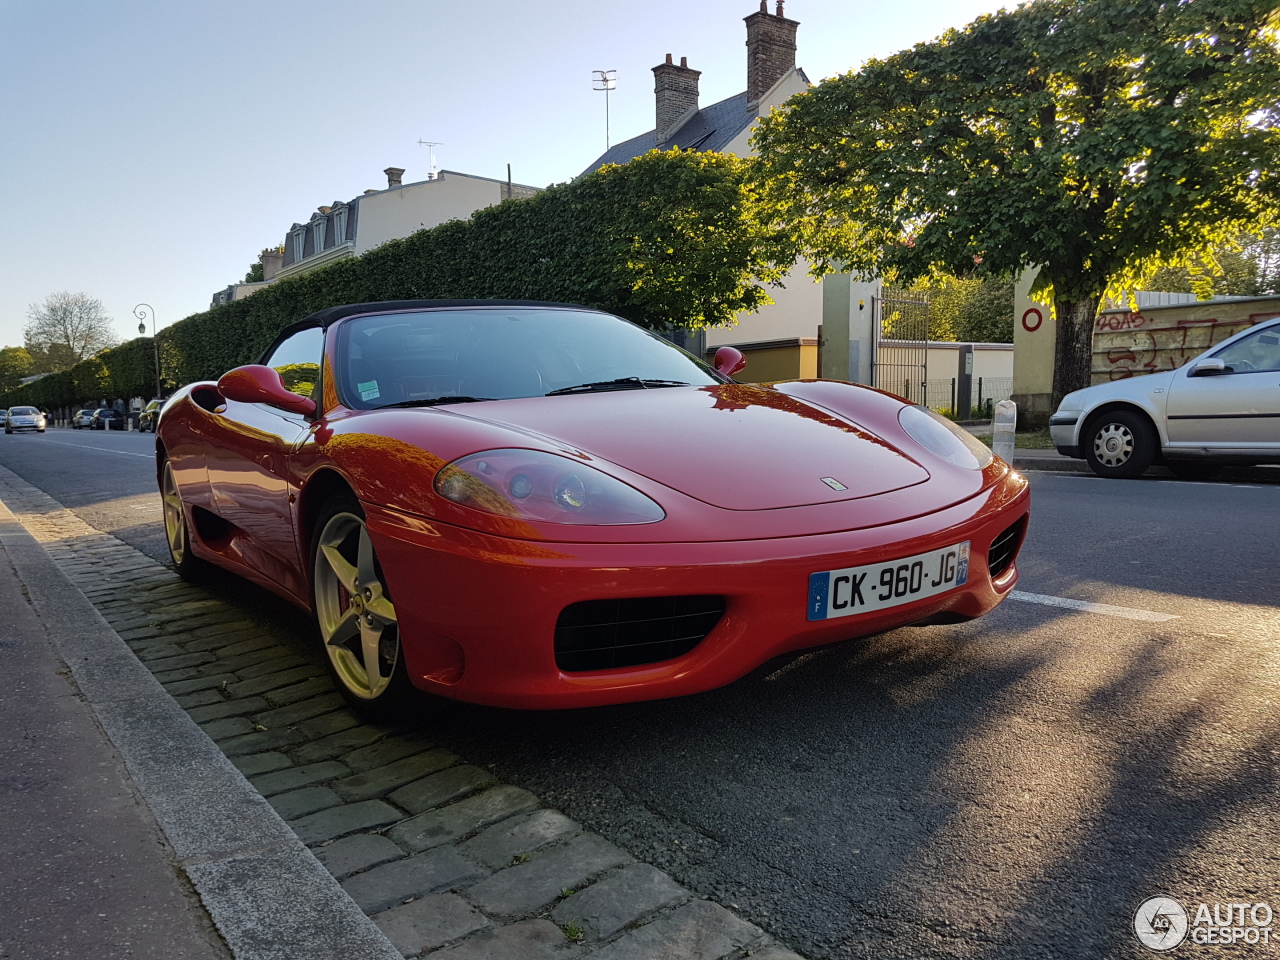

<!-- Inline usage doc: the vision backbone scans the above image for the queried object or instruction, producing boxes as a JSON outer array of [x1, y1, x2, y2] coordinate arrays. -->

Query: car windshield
[[11, 407, 37, 415], [337, 306, 722, 409]]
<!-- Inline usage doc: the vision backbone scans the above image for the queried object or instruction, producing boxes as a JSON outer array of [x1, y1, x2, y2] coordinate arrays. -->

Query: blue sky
[[0, 0, 1007, 350]]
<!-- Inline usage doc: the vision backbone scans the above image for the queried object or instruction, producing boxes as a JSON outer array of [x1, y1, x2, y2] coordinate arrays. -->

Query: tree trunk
[[1051, 293, 1101, 409]]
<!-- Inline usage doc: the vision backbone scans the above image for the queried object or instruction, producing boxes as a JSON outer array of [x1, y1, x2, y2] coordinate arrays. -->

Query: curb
[[1011, 454, 1090, 473], [0, 500, 403, 960]]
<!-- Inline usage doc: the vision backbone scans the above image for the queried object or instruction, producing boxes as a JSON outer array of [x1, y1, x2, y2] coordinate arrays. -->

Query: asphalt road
[[3, 426, 1278, 959]]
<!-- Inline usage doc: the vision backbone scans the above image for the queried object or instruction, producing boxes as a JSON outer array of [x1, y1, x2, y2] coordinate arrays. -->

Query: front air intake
[[554, 595, 725, 672], [988, 517, 1027, 579]]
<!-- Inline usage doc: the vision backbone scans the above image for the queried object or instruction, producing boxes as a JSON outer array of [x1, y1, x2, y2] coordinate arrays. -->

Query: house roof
[[579, 90, 755, 177], [579, 67, 811, 177]]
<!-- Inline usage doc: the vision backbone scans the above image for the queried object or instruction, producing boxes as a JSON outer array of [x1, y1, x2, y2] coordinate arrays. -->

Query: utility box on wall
[[956, 344, 974, 420]]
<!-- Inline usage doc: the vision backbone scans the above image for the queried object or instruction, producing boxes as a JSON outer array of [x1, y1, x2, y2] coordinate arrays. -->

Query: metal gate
[[872, 287, 931, 404]]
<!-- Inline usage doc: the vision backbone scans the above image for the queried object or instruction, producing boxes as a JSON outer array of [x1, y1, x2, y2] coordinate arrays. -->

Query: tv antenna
[[592, 70, 616, 150], [417, 140, 443, 179]]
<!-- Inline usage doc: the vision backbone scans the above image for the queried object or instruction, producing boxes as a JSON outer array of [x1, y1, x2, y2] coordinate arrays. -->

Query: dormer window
[[291, 226, 306, 262], [312, 217, 327, 252], [333, 206, 348, 245]]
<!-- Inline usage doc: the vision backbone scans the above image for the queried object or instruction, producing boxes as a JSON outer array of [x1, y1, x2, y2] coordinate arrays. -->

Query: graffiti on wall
[[1093, 312, 1278, 382]]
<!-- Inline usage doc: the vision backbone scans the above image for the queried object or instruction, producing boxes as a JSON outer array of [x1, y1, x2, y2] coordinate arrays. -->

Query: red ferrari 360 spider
[[155, 300, 1029, 712]]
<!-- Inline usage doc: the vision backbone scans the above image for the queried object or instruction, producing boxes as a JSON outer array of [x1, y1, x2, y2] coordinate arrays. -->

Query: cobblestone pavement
[[0, 464, 806, 960]]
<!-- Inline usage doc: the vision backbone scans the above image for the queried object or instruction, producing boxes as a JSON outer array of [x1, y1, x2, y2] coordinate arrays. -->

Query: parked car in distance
[[72, 409, 97, 429], [89, 408, 125, 431], [138, 399, 163, 433], [1050, 315, 1280, 479], [5, 406, 46, 434], [156, 299, 1030, 714]]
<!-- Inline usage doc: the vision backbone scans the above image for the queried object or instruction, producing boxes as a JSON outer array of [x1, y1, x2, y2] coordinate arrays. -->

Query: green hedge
[[3, 151, 795, 411]]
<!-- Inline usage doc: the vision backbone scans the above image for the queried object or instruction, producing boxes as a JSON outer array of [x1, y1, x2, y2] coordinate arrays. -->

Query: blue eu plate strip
[[807, 571, 830, 621]]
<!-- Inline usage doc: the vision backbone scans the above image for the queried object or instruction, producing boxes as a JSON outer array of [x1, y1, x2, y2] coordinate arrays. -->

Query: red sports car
[[155, 300, 1029, 712]]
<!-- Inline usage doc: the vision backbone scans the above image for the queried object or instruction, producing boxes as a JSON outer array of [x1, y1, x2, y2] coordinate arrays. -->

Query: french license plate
[[807, 541, 970, 621]]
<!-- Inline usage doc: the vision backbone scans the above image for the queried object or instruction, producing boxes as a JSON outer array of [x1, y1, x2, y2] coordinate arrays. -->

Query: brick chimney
[[745, 1, 798, 108], [652, 54, 701, 147], [384, 167, 405, 188], [260, 247, 284, 281]]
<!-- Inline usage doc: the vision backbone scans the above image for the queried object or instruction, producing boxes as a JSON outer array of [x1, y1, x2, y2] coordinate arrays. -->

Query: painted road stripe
[[35, 437, 153, 459], [1010, 590, 1179, 622]]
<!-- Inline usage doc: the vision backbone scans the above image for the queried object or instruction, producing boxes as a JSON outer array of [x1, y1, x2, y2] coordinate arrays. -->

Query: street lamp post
[[133, 304, 161, 399]]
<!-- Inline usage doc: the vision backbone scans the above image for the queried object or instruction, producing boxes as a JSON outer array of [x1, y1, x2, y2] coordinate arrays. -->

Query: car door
[[1165, 322, 1280, 453], [204, 325, 324, 596]]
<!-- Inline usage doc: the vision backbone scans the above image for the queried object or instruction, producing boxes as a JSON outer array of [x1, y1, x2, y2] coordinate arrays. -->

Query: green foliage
[[0, 151, 796, 411], [0, 347, 33, 392], [1144, 229, 1280, 296], [244, 260, 265, 283], [275, 363, 319, 397], [907, 276, 1015, 343], [752, 0, 1280, 401], [27, 342, 81, 375]]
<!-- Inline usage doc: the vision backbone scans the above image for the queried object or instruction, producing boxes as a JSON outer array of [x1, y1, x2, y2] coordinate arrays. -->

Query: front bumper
[[1049, 415, 1082, 458], [366, 472, 1030, 709]]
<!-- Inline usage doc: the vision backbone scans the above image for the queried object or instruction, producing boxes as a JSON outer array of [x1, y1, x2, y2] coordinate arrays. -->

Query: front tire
[[161, 460, 209, 581], [311, 497, 413, 716], [1083, 409, 1157, 479]]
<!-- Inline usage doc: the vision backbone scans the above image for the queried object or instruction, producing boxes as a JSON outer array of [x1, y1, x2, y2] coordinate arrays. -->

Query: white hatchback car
[[1050, 315, 1280, 479]]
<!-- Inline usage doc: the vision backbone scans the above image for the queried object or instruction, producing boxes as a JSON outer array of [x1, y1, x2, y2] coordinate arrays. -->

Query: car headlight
[[897, 404, 994, 470], [435, 449, 665, 525]]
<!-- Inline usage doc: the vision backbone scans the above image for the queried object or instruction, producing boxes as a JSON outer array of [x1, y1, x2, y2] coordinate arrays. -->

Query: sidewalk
[[0, 500, 402, 960], [0, 522, 228, 959], [0, 470, 808, 960]]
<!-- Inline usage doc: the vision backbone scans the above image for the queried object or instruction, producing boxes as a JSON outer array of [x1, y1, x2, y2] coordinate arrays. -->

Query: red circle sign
[[1021, 307, 1043, 332]]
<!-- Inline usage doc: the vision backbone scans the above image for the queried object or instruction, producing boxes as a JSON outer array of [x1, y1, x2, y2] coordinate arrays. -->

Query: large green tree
[[752, 0, 1280, 405], [24, 292, 119, 370]]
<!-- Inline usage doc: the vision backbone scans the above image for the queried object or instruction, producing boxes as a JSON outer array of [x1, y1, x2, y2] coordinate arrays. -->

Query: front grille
[[988, 517, 1027, 579], [554, 595, 725, 672]]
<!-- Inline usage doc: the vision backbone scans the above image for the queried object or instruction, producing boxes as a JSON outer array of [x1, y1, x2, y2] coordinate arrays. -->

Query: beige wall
[[707, 338, 818, 383], [1092, 297, 1280, 384], [707, 69, 824, 352], [706, 258, 823, 348], [1010, 267, 1056, 420], [354, 173, 506, 255], [875, 341, 1013, 381]]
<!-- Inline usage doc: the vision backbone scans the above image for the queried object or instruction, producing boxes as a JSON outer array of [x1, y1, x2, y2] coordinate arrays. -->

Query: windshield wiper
[[545, 377, 690, 397], [376, 396, 494, 409]]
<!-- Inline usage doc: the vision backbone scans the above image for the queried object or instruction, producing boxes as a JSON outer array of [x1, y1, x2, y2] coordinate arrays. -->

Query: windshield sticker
[[357, 380, 381, 401]]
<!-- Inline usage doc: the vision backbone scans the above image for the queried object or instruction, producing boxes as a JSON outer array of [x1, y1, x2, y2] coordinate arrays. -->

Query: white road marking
[[33, 437, 153, 459], [1009, 590, 1179, 622]]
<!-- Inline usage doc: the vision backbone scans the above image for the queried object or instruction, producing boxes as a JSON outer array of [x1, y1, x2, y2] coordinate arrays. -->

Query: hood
[[1061, 370, 1176, 410], [458, 384, 929, 510]]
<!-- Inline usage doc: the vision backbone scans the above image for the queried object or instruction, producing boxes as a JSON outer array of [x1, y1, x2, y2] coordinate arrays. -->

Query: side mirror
[[713, 346, 747, 377], [1188, 358, 1227, 378], [217, 365, 317, 417]]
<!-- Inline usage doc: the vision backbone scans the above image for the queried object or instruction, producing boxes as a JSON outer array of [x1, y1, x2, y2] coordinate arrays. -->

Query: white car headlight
[[897, 405, 994, 470], [435, 449, 665, 525]]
